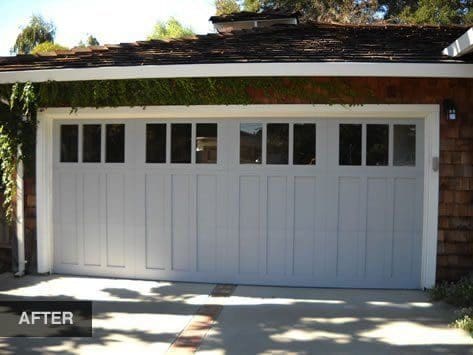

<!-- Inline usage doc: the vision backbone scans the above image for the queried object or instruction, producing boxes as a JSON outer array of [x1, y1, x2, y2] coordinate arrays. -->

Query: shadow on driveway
[[0, 274, 214, 355], [0, 274, 471, 354], [198, 286, 473, 354]]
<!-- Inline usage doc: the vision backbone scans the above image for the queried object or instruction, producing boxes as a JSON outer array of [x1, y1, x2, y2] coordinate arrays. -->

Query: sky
[[0, 0, 217, 56]]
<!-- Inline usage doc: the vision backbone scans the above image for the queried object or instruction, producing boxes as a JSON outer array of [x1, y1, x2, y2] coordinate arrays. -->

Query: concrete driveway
[[0, 274, 471, 354]]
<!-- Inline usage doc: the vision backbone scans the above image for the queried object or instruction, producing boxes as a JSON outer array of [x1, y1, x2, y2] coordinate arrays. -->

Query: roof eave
[[0, 62, 472, 84], [443, 27, 473, 57]]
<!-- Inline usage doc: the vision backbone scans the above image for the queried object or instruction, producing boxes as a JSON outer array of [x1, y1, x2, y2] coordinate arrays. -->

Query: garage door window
[[267, 123, 289, 164], [339, 124, 362, 166], [146, 124, 166, 163], [240, 123, 262, 164], [106, 124, 125, 163], [83, 125, 101, 163], [394, 125, 416, 166], [171, 123, 192, 164], [366, 124, 389, 166], [60, 125, 78, 163], [294, 124, 316, 165], [196, 124, 217, 164]]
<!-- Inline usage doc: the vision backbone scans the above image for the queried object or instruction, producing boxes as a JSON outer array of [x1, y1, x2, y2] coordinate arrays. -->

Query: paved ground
[[0, 274, 471, 354], [198, 286, 473, 354]]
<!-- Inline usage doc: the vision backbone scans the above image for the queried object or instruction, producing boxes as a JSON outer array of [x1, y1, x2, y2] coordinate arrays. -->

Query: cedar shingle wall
[[22, 77, 473, 282]]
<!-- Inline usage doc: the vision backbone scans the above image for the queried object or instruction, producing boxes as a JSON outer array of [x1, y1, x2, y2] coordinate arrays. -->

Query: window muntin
[[394, 124, 416, 166], [105, 124, 125, 163], [339, 124, 362, 166], [171, 123, 192, 164], [366, 124, 389, 166], [146, 124, 166, 163], [82, 124, 101, 163], [196, 124, 217, 164], [267, 123, 289, 165], [60, 125, 78, 162], [294, 124, 316, 165], [240, 123, 262, 164]]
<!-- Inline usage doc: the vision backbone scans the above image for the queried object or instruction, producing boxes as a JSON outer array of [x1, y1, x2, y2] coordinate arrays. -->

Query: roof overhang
[[442, 28, 473, 57], [0, 62, 472, 84]]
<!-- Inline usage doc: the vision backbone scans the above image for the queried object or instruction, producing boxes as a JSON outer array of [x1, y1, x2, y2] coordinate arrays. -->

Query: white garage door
[[53, 116, 424, 288]]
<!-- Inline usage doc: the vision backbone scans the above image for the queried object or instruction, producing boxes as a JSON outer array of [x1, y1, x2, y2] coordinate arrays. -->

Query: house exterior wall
[[22, 76, 473, 282]]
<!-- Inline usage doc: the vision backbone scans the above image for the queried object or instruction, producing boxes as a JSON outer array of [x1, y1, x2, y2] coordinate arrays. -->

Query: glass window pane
[[60, 125, 78, 162], [105, 124, 125, 163], [394, 125, 416, 166], [294, 124, 316, 165], [171, 123, 191, 164], [267, 123, 289, 164], [196, 124, 217, 164], [83, 124, 101, 163], [146, 124, 166, 163], [366, 124, 389, 166], [240, 123, 262, 164], [339, 124, 362, 166]]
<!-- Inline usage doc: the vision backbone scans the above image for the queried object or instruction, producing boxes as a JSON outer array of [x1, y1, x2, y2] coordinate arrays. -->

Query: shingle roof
[[209, 10, 299, 23], [0, 23, 471, 72]]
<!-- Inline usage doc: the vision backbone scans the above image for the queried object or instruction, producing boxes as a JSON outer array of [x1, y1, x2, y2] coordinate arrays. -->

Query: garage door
[[53, 117, 424, 288]]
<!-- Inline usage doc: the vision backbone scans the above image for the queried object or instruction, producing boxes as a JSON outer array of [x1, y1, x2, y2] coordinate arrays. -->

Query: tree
[[77, 34, 100, 47], [396, 0, 472, 25], [243, 0, 261, 12], [12, 15, 56, 54], [257, 0, 380, 23], [148, 17, 194, 40], [31, 41, 68, 54], [377, 0, 418, 21], [255, 0, 471, 24], [215, 0, 241, 15]]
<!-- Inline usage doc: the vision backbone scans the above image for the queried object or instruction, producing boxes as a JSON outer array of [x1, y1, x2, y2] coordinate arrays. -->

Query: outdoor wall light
[[444, 99, 457, 121]]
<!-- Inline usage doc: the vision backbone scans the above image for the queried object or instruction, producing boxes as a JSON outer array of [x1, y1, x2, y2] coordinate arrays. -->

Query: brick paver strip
[[167, 284, 236, 354]]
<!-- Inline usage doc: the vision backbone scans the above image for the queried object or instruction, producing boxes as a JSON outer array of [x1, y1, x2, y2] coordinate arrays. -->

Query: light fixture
[[443, 99, 457, 121]]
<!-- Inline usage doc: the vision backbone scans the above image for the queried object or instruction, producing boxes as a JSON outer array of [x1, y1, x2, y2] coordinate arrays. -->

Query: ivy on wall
[[0, 82, 37, 222], [31, 77, 367, 108], [0, 76, 371, 222]]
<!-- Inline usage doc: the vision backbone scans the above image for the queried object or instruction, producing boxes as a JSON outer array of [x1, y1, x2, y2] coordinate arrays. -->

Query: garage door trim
[[36, 104, 440, 288]]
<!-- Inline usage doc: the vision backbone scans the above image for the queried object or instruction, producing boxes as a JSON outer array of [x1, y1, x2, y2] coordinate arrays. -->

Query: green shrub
[[429, 282, 449, 301], [430, 276, 473, 337], [429, 275, 473, 307], [452, 308, 473, 336]]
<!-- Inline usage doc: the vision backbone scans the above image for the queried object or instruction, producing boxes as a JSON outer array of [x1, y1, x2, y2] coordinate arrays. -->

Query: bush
[[429, 275, 473, 307], [452, 308, 473, 336], [430, 276, 473, 337]]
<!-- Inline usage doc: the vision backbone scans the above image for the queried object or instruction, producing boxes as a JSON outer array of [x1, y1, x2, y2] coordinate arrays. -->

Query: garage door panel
[[293, 176, 316, 277], [57, 172, 79, 265], [105, 173, 127, 268], [221, 174, 240, 274], [145, 173, 167, 270], [337, 177, 362, 279], [394, 178, 417, 231], [171, 174, 192, 272], [266, 176, 288, 275], [365, 178, 392, 280], [197, 175, 218, 272], [238, 176, 260, 274], [82, 173, 102, 267], [392, 178, 420, 282]]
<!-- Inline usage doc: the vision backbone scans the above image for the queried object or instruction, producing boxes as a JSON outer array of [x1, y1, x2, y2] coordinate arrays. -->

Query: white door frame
[[36, 104, 440, 288]]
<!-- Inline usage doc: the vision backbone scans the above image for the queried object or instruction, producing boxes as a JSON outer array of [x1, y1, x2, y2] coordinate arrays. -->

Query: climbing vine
[[0, 82, 37, 222], [0, 77, 371, 222]]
